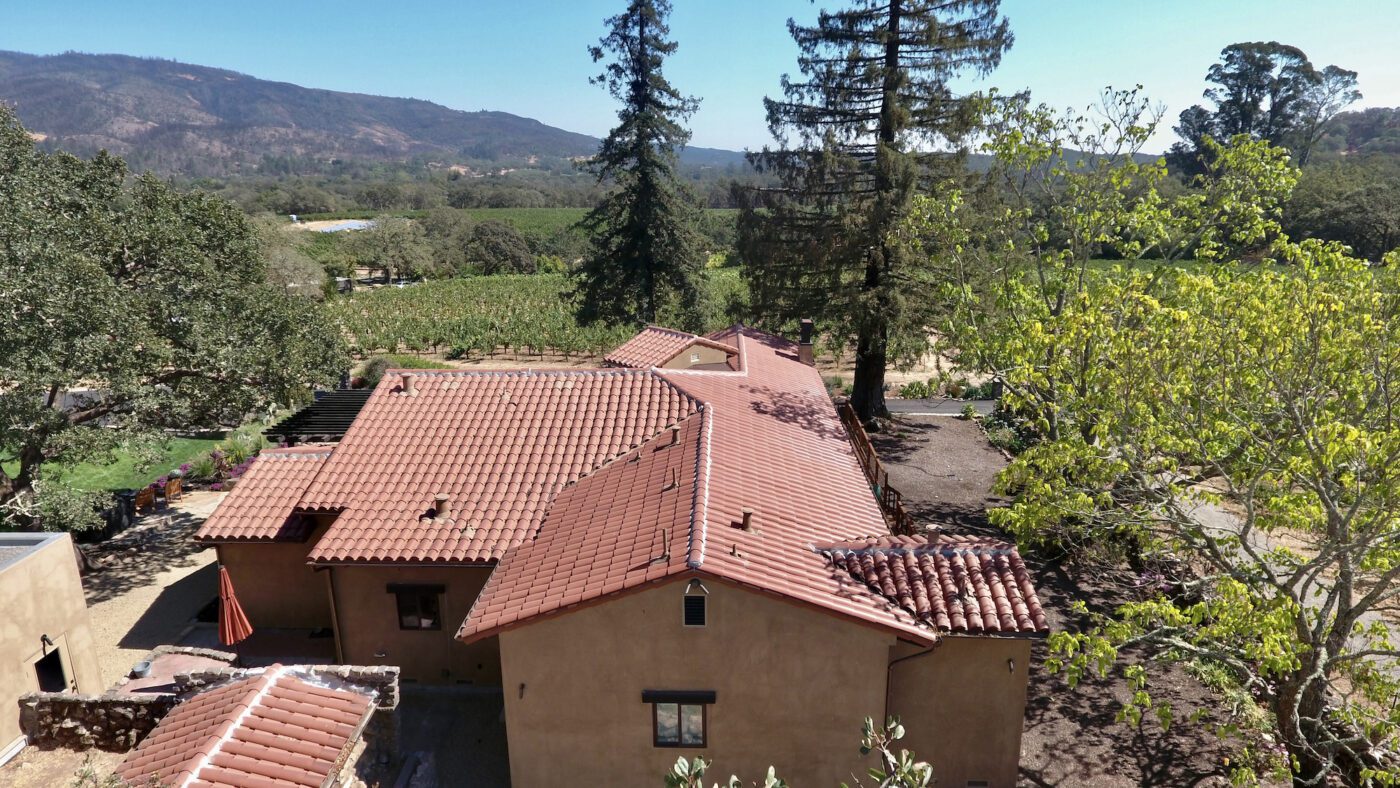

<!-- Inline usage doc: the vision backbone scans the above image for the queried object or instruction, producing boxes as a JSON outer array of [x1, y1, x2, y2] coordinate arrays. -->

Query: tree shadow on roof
[[745, 386, 848, 441]]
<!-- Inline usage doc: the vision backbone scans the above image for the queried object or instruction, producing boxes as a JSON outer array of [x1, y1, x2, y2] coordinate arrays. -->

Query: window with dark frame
[[643, 690, 714, 748], [388, 583, 444, 631], [683, 594, 706, 627]]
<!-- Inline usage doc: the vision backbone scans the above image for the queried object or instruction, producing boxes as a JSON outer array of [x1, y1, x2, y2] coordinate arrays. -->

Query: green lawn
[[48, 437, 222, 492], [3, 420, 276, 493]]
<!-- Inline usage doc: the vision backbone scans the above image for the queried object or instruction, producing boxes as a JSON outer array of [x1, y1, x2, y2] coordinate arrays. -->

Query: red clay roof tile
[[819, 534, 1048, 634], [303, 369, 699, 563], [458, 327, 1044, 645], [195, 448, 331, 543], [116, 665, 374, 788], [604, 325, 738, 369]]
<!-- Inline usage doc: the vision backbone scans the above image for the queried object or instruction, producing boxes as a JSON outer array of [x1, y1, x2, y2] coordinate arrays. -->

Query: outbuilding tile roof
[[819, 534, 1048, 634], [604, 325, 738, 369], [195, 448, 332, 543], [303, 369, 699, 563], [116, 665, 374, 788]]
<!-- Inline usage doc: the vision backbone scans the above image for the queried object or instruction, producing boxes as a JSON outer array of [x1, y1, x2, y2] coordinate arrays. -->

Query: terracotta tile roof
[[303, 369, 699, 563], [116, 665, 374, 788], [458, 327, 1040, 645], [195, 448, 332, 543], [460, 410, 706, 636], [819, 534, 1048, 635], [604, 325, 738, 369]]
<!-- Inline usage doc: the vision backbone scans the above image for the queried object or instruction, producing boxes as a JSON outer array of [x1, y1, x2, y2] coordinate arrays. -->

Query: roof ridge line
[[180, 665, 286, 788], [385, 367, 645, 377], [686, 405, 714, 569]]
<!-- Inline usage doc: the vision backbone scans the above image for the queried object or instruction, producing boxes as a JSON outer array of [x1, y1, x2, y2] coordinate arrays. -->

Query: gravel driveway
[[81, 491, 225, 688]]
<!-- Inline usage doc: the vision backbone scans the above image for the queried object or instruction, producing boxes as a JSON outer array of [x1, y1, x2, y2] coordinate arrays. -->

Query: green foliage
[[1285, 156, 1400, 261], [345, 217, 432, 280], [0, 106, 346, 530], [465, 220, 535, 274], [329, 272, 746, 358], [660, 716, 929, 788], [1167, 41, 1360, 172], [572, 0, 708, 329], [739, 0, 1011, 421]]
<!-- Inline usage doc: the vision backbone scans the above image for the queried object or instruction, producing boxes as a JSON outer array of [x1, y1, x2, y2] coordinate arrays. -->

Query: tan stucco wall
[[889, 636, 1033, 788], [496, 578, 896, 787], [0, 534, 102, 750], [329, 565, 499, 685], [217, 539, 331, 629], [661, 343, 733, 370]]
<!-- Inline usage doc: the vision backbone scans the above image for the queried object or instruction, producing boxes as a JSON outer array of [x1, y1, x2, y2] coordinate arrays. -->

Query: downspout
[[884, 638, 940, 723], [320, 566, 346, 665]]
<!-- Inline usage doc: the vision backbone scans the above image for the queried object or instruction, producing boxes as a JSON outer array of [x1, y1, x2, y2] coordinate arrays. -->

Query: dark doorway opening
[[35, 649, 65, 692]]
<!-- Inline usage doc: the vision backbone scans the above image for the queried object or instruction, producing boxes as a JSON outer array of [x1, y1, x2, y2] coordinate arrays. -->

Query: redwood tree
[[739, 0, 1011, 421], [572, 0, 706, 330]]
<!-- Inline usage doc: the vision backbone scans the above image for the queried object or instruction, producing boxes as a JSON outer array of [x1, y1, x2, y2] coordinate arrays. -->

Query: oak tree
[[0, 108, 345, 530]]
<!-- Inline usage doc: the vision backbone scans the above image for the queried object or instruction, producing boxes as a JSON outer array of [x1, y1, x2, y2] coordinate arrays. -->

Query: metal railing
[[837, 402, 915, 536]]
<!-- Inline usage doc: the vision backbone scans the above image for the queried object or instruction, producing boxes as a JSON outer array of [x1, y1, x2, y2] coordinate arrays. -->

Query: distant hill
[[0, 50, 747, 175]]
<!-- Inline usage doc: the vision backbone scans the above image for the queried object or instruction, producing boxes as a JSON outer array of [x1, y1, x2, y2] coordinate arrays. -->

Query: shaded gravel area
[[873, 416, 1247, 787], [81, 491, 224, 688]]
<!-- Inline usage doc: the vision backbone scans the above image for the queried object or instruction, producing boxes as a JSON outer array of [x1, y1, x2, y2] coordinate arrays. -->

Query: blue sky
[[3, 0, 1397, 154]]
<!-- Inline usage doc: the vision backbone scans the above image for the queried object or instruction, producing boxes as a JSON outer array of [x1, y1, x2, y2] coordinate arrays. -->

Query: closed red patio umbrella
[[218, 565, 254, 651]]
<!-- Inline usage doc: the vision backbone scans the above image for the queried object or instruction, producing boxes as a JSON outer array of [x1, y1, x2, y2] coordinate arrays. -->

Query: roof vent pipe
[[798, 319, 815, 366], [401, 374, 417, 396], [434, 494, 450, 519], [669, 425, 680, 446], [741, 508, 755, 531]]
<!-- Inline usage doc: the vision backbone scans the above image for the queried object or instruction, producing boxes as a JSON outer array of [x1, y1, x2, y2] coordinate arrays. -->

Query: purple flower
[[210, 482, 223, 491], [155, 476, 168, 487], [179, 463, 191, 473]]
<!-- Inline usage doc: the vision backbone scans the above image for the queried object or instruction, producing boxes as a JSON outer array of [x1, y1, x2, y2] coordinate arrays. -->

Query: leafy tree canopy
[[0, 106, 346, 530], [921, 90, 1400, 784], [1168, 41, 1360, 173]]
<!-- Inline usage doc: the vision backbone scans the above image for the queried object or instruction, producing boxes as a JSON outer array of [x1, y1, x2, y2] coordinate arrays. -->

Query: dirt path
[[0, 745, 122, 788], [82, 491, 224, 688], [874, 416, 1245, 787]]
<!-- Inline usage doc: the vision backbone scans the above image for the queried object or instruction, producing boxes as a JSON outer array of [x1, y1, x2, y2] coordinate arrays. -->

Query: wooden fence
[[837, 402, 915, 536]]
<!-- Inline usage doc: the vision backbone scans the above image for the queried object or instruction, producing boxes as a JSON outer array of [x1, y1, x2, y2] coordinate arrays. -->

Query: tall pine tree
[[739, 1, 1011, 421], [572, 0, 705, 330]]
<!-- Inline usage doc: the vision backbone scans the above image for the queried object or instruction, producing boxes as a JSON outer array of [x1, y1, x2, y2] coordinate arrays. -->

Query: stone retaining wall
[[172, 664, 400, 709], [17, 693, 174, 751]]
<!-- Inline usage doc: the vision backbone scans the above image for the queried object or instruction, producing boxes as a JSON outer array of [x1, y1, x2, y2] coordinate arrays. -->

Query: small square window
[[689, 352, 701, 364], [652, 702, 706, 746], [389, 584, 443, 630], [644, 690, 714, 748], [683, 594, 706, 627]]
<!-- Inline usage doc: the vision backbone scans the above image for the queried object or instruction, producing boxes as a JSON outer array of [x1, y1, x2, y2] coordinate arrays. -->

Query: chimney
[[401, 373, 417, 396], [798, 319, 815, 367], [741, 508, 755, 531], [434, 494, 450, 519]]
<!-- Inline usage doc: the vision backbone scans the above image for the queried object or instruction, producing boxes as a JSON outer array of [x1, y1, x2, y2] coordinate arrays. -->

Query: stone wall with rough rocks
[[17, 693, 174, 751], [172, 664, 400, 709]]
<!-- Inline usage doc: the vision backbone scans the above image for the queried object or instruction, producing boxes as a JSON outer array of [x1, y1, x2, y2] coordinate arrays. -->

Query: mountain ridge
[[0, 50, 748, 176]]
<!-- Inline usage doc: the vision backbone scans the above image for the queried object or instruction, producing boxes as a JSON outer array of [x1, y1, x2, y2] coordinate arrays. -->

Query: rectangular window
[[643, 690, 714, 748], [683, 595, 706, 627], [388, 583, 444, 631]]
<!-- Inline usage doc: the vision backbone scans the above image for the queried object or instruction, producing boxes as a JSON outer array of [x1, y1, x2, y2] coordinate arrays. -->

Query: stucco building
[[197, 325, 1046, 786], [0, 532, 102, 763]]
